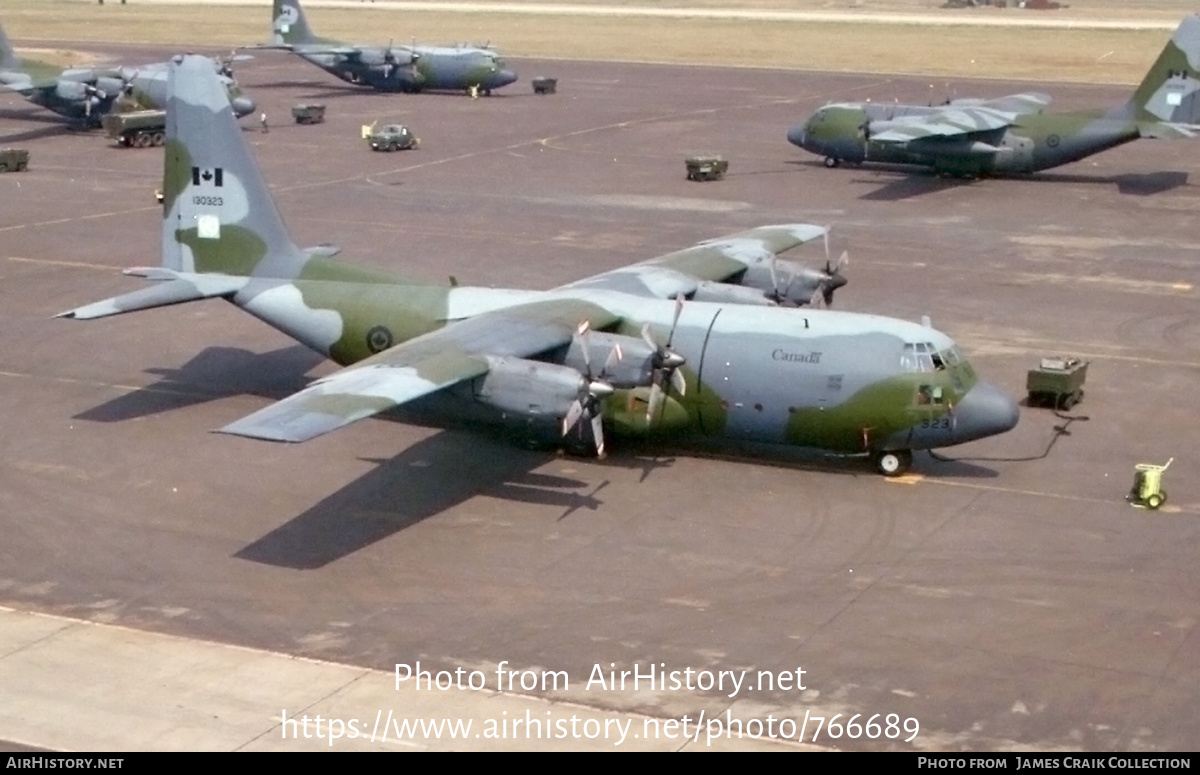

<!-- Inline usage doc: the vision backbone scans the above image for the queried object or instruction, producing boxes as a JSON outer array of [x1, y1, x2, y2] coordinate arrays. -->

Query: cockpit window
[[916, 384, 945, 405], [901, 342, 950, 372]]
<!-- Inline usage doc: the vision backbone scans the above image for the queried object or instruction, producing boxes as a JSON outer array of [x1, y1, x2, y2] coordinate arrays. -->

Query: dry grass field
[[3, 0, 1198, 83]]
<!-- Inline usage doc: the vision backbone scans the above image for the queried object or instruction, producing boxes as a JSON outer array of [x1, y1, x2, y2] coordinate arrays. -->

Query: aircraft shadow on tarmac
[[72, 345, 326, 422], [233, 430, 620, 569], [0, 124, 71, 144], [657, 437, 1002, 480], [234, 432, 1003, 570], [784, 160, 1190, 200]]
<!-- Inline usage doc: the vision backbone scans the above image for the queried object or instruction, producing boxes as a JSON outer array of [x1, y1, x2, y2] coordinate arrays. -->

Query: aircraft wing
[[950, 92, 1052, 114], [0, 72, 35, 93], [560, 224, 827, 299], [869, 105, 1020, 143], [218, 298, 619, 442]]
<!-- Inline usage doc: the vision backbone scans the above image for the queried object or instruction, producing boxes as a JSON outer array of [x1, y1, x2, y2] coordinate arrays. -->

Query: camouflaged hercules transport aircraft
[[58, 56, 1020, 477], [269, 0, 517, 95], [788, 14, 1200, 177], [0, 23, 255, 128]]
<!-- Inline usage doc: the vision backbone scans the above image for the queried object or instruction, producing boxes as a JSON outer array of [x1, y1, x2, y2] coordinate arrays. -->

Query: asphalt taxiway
[[0, 49, 1197, 751]]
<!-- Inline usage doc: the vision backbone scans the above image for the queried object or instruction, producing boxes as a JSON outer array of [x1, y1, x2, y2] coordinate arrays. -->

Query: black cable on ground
[[929, 410, 1089, 464]]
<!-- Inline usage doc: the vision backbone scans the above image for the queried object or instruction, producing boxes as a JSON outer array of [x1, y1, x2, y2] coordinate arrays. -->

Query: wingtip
[[214, 421, 303, 443]]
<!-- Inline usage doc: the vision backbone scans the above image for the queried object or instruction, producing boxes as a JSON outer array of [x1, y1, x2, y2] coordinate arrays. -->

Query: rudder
[[161, 55, 304, 278], [1115, 14, 1200, 124], [273, 0, 319, 47]]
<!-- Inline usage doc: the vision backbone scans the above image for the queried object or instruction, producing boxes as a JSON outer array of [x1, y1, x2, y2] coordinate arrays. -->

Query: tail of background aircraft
[[0, 22, 23, 72], [1110, 14, 1200, 125], [59, 55, 310, 320], [272, 0, 321, 47]]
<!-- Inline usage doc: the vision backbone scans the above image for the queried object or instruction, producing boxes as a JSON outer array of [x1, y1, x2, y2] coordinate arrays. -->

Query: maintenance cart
[[291, 104, 326, 124], [1129, 458, 1172, 510], [532, 77, 557, 95], [1026, 356, 1088, 410], [0, 148, 29, 172], [685, 154, 728, 181], [102, 110, 166, 148]]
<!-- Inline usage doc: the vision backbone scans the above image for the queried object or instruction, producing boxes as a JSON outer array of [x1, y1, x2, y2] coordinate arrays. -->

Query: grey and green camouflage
[[789, 14, 1200, 177], [270, 0, 517, 95], [59, 55, 1020, 477]]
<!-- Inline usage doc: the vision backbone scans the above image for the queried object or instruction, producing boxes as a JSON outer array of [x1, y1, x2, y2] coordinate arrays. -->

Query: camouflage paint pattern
[[789, 15, 1200, 177], [271, 0, 517, 95], [59, 56, 1020, 476], [0, 23, 254, 127]]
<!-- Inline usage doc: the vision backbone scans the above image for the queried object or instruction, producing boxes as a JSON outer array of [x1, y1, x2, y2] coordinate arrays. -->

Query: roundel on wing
[[1046, 134, 1061, 148], [366, 325, 393, 353]]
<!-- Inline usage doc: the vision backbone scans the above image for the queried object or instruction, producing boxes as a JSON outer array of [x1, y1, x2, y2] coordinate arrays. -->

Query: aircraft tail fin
[[1111, 14, 1200, 124], [273, 0, 319, 47], [161, 54, 305, 278], [0, 22, 23, 72]]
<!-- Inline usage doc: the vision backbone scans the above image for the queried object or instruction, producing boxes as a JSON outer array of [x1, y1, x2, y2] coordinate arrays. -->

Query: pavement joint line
[[0, 605, 814, 751], [7, 256, 121, 271], [0, 368, 222, 400], [924, 477, 1200, 515]]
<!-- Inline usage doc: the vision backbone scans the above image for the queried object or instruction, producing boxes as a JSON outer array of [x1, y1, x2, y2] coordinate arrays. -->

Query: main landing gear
[[871, 449, 912, 477], [824, 156, 840, 168]]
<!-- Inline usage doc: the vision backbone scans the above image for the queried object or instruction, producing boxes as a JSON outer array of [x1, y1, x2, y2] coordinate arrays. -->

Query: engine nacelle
[[94, 76, 125, 96], [562, 333, 656, 388], [54, 80, 90, 101], [692, 280, 774, 306], [59, 68, 97, 83], [473, 356, 583, 420], [737, 260, 828, 306]]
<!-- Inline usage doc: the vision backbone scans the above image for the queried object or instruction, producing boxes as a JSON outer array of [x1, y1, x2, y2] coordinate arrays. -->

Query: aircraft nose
[[953, 381, 1020, 443], [787, 125, 806, 148], [230, 95, 256, 118], [495, 69, 518, 88]]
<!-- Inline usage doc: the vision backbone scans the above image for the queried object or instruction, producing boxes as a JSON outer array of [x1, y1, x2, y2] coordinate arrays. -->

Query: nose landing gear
[[872, 449, 912, 477]]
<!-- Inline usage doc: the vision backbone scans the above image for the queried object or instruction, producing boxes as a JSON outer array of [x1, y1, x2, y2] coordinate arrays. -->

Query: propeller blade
[[670, 368, 687, 397], [668, 295, 683, 347], [591, 412, 605, 459], [575, 320, 593, 376], [602, 343, 622, 378], [641, 299, 687, 422], [822, 250, 850, 307], [562, 400, 584, 437], [646, 382, 664, 423]]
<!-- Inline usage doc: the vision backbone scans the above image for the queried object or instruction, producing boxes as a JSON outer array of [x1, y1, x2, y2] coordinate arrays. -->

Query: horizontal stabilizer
[[56, 272, 247, 320], [1138, 121, 1200, 139]]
